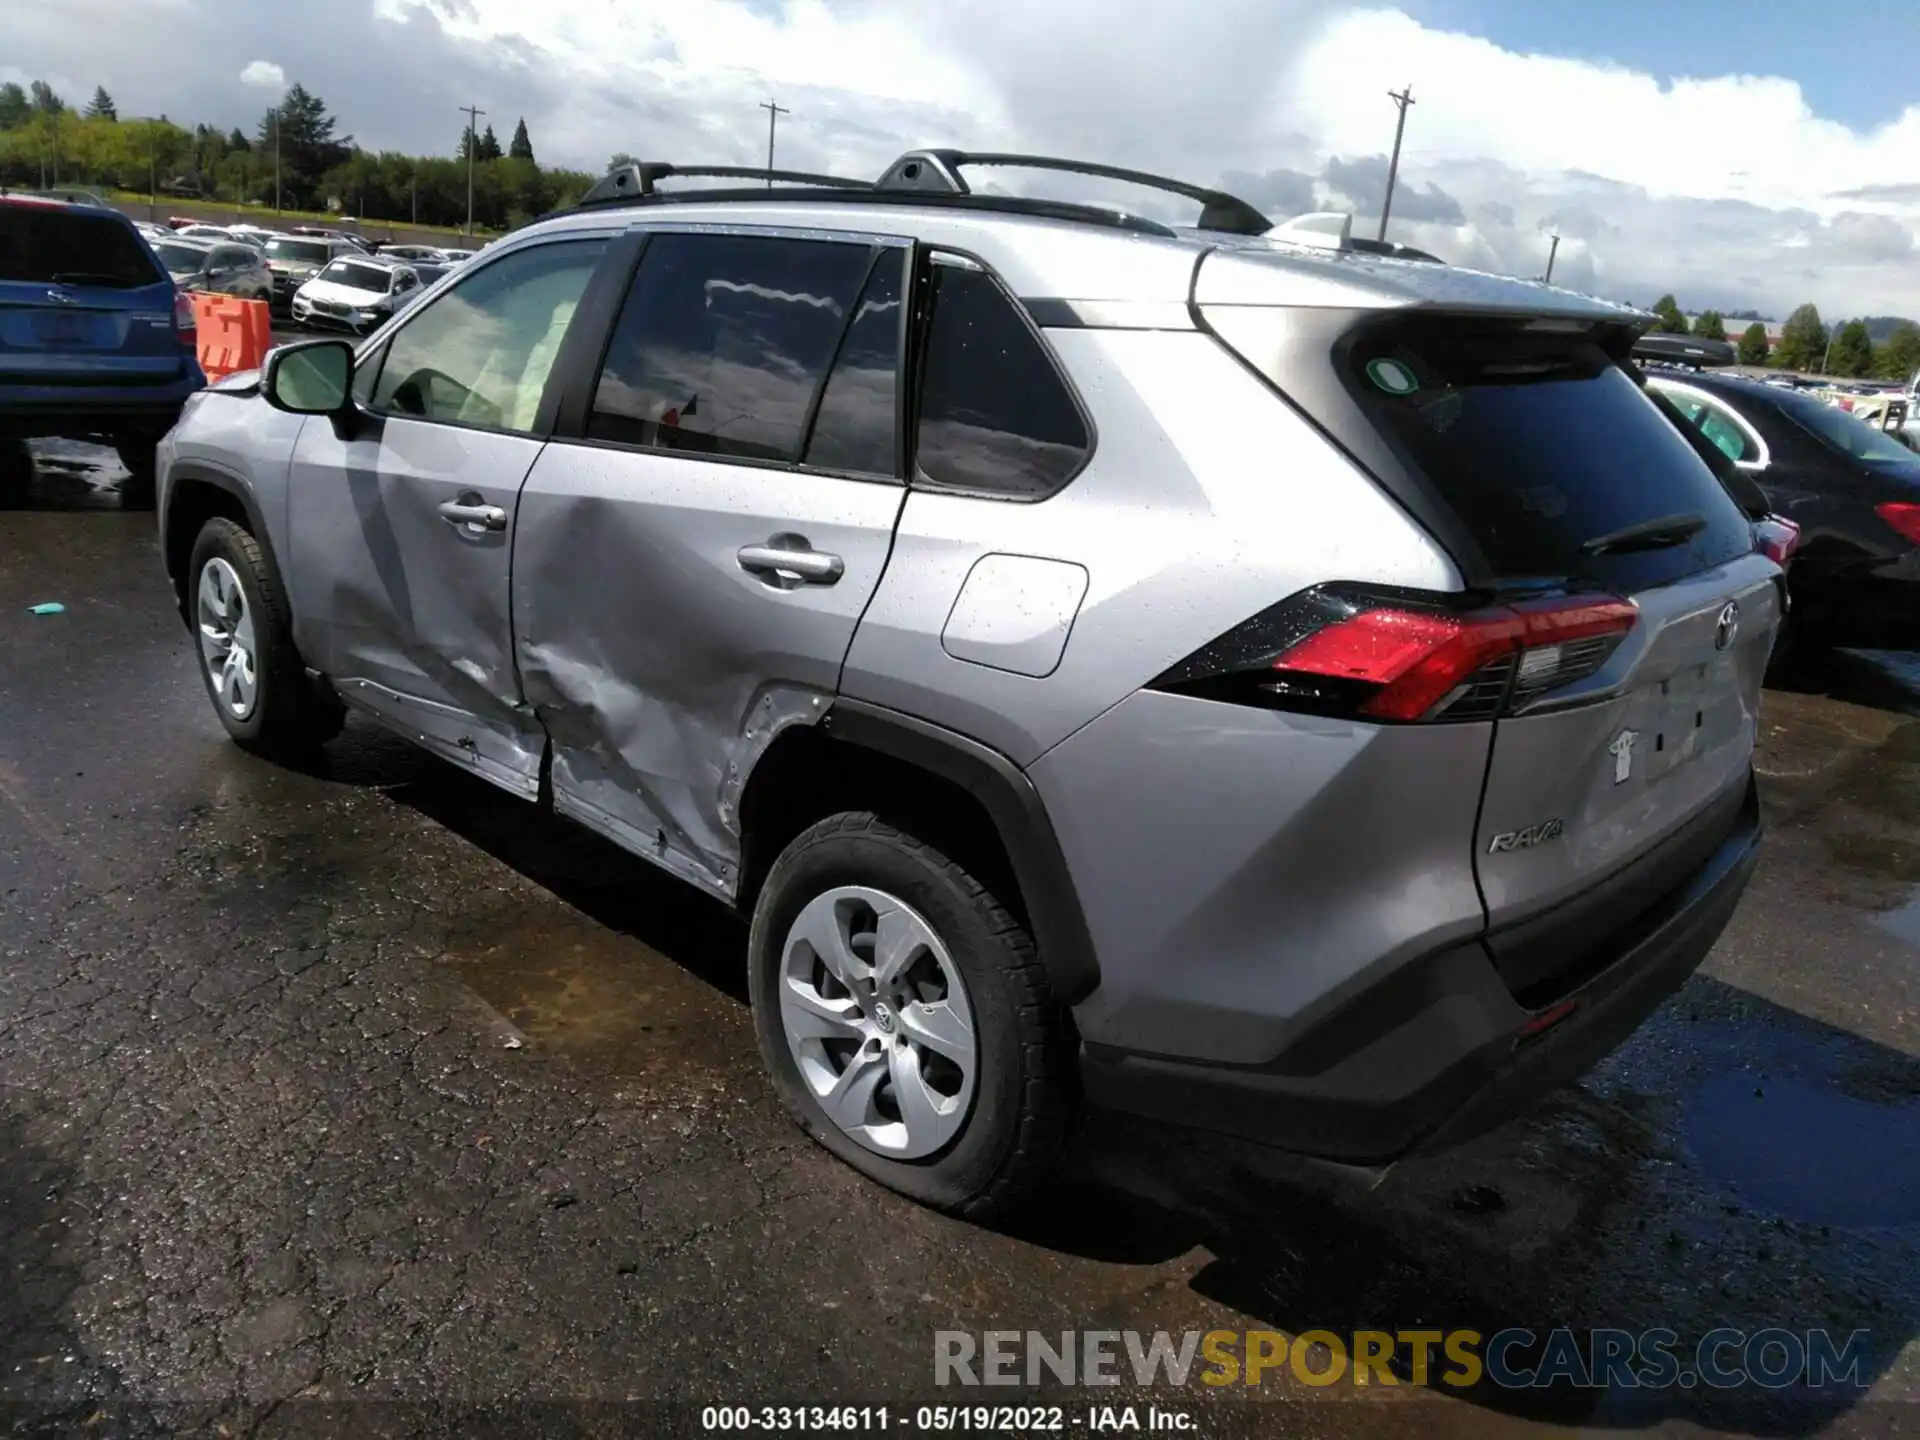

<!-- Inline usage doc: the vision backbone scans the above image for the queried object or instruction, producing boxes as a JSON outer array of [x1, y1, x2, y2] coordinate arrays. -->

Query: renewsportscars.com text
[[934, 1327, 1871, 1391]]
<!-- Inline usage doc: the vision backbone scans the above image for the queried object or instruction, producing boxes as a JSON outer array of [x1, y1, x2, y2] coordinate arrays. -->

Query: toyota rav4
[[155, 152, 1777, 1215]]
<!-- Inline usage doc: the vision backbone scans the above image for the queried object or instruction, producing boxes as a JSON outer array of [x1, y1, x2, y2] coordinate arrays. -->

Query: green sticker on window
[[1367, 358, 1419, 395]]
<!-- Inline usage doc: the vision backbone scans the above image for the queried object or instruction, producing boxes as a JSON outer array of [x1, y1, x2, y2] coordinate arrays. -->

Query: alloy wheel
[[196, 556, 259, 721], [778, 885, 978, 1159]]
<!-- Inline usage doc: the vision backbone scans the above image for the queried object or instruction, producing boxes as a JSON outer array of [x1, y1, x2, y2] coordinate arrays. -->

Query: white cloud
[[238, 60, 285, 89]]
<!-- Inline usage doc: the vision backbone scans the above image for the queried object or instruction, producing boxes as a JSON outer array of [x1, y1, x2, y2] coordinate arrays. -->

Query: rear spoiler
[[1631, 332, 1737, 368]]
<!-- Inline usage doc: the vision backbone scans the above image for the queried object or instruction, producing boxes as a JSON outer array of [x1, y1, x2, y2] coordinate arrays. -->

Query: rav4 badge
[[1488, 818, 1565, 853]]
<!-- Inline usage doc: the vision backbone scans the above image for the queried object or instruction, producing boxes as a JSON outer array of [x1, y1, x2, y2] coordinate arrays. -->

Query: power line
[[1377, 85, 1415, 243], [758, 99, 790, 187], [459, 103, 487, 236]]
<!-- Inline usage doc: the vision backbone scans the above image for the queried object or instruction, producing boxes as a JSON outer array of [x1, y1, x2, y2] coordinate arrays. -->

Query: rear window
[[1765, 386, 1920, 469], [1342, 318, 1753, 590], [153, 242, 207, 275], [0, 205, 162, 288], [265, 238, 331, 265]]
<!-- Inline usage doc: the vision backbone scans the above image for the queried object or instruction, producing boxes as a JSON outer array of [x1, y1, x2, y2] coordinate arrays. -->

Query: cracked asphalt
[[3, 446, 1920, 1438]]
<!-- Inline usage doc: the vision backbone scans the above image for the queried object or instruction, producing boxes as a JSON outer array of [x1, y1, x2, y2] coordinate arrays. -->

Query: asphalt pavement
[[3, 448, 1920, 1437]]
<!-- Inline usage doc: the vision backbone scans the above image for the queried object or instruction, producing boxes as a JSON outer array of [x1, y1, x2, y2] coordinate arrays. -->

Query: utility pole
[[759, 99, 789, 186], [1377, 85, 1415, 243], [459, 103, 487, 236], [411, 173, 417, 225], [1543, 233, 1561, 284], [273, 107, 282, 215]]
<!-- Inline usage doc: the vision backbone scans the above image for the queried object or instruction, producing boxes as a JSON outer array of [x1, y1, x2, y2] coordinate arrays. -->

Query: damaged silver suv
[[156, 151, 1777, 1215]]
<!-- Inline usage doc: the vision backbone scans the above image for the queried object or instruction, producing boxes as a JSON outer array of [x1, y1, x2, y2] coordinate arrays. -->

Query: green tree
[[226, 126, 250, 153], [1829, 319, 1874, 377], [1691, 309, 1726, 343], [1650, 293, 1690, 334], [257, 84, 351, 208], [477, 123, 503, 162], [1877, 320, 1920, 383], [29, 81, 65, 115], [0, 82, 27, 130], [608, 151, 638, 172], [1736, 321, 1771, 366], [508, 116, 534, 162], [1776, 303, 1827, 371], [83, 86, 116, 121]]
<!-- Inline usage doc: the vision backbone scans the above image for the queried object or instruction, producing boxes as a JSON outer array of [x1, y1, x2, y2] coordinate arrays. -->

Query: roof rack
[[873, 149, 1272, 236], [579, 162, 874, 207]]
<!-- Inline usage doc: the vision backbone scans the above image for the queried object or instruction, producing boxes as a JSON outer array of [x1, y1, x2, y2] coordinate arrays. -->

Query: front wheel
[[747, 813, 1076, 1218], [187, 517, 344, 758]]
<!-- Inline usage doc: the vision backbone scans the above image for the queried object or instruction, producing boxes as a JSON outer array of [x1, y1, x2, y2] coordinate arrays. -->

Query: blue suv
[[1, 195, 205, 501]]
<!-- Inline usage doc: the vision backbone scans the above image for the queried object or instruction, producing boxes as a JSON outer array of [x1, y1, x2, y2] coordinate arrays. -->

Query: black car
[[1644, 368, 1920, 658]]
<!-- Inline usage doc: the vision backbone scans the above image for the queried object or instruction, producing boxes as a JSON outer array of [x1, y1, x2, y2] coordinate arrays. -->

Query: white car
[[289, 255, 425, 335], [174, 224, 236, 244]]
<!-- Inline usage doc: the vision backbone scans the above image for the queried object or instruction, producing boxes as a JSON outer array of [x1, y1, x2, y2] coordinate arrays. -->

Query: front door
[[514, 228, 911, 893], [286, 235, 609, 797]]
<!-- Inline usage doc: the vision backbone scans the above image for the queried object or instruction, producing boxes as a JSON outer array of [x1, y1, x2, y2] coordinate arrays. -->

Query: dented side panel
[[513, 442, 906, 895]]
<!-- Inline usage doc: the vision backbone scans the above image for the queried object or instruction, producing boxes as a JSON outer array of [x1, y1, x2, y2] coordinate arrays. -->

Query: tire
[[186, 517, 345, 758], [748, 813, 1076, 1218], [113, 435, 160, 511]]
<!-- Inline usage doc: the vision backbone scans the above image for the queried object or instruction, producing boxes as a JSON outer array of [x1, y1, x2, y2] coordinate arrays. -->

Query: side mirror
[[263, 339, 354, 415]]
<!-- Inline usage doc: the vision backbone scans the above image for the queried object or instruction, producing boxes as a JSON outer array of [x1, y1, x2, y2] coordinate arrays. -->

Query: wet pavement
[[3, 447, 1920, 1437]]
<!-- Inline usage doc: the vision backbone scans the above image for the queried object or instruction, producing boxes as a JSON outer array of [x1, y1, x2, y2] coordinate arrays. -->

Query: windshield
[[264, 238, 331, 265], [317, 260, 394, 293], [153, 242, 207, 275], [1768, 387, 1920, 466], [0, 207, 163, 287]]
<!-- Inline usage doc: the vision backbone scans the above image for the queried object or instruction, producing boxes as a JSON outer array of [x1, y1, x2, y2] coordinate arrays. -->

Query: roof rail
[[874, 149, 1272, 236], [579, 162, 875, 207]]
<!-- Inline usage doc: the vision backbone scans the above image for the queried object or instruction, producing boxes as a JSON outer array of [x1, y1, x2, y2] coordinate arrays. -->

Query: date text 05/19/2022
[[699, 1404, 1198, 1431]]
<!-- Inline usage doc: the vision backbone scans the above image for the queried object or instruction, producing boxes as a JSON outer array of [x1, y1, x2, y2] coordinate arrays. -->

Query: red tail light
[[1877, 502, 1920, 547], [173, 289, 196, 342], [1754, 515, 1801, 567], [1151, 586, 1638, 722]]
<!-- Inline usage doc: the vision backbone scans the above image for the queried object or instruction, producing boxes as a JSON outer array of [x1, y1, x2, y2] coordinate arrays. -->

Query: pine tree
[[84, 86, 116, 121], [508, 117, 534, 162], [478, 123, 503, 162]]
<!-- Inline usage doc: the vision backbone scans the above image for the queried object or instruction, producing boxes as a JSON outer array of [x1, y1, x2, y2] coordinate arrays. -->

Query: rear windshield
[[265, 238, 331, 265], [1342, 319, 1753, 591], [0, 206, 163, 287], [153, 242, 207, 275], [1765, 386, 1920, 469], [318, 261, 394, 292]]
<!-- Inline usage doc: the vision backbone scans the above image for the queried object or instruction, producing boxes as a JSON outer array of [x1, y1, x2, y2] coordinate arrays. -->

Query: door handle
[[439, 497, 507, 533], [737, 542, 844, 585]]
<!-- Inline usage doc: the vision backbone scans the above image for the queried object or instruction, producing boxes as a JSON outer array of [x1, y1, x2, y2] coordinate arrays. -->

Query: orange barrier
[[190, 294, 272, 381]]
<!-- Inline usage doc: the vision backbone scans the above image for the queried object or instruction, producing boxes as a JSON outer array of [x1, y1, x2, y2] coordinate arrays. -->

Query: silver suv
[[155, 151, 1776, 1215]]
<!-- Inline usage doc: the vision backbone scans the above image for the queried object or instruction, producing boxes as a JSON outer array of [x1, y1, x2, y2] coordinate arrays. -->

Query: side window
[[803, 252, 904, 475], [1693, 399, 1753, 464], [912, 259, 1090, 498], [588, 232, 874, 463], [370, 239, 605, 435]]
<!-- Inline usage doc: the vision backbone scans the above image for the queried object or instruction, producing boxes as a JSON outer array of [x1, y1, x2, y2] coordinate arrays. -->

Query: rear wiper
[[1578, 511, 1706, 556]]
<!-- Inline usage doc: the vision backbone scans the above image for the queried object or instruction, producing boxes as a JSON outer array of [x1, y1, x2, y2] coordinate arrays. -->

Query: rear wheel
[[113, 433, 160, 510], [187, 517, 345, 758], [747, 813, 1075, 1218]]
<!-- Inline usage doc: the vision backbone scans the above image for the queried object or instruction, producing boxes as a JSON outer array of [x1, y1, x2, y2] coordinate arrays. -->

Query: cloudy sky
[[11, 0, 1920, 319]]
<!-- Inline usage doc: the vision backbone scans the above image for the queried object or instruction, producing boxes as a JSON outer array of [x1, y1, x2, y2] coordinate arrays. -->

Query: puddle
[[2, 439, 136, 512], [1683, 1070, 1920, 1228], [1876, 891, 1920, 948]]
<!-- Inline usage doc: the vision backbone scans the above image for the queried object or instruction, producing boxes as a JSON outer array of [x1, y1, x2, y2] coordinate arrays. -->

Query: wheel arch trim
[[162, 462, 284, 619], [819, 698, 1101, 1004]]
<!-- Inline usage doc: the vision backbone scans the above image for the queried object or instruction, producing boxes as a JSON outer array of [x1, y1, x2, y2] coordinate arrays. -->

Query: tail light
[[1877, 502, 1920, 546], [173, 288, 196, 343], [1754, 515, 1801, 567], [1150, 586, 1637, 723]]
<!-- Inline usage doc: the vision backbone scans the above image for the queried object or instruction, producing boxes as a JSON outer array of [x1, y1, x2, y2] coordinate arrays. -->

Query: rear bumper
[[1080, 773, 1761, 1163], [0, 371, 204, 436]]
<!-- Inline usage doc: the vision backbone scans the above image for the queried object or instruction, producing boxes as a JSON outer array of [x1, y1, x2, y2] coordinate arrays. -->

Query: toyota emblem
[[1714, 601, 1740, 651]]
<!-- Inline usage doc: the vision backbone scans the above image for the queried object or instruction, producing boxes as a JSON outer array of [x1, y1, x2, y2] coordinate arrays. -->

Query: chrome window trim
[[1646, 377, 1771, 472]]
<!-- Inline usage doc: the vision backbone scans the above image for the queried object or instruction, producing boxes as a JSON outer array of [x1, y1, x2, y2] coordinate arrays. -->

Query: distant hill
[[1860, 316, 1919, 342]]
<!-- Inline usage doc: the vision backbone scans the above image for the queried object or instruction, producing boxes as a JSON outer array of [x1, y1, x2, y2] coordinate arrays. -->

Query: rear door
[[1335, 317, 1776, 996], [0, 200, 185, 385], [514, 225, 910, 895]]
